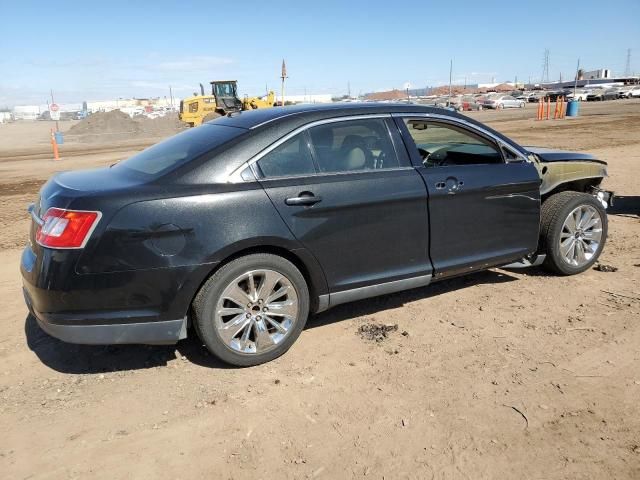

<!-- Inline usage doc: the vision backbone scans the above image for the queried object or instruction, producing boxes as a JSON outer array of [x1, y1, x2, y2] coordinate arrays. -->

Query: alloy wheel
[[214, 269, 299, 355], [559, 205, 603, 267]]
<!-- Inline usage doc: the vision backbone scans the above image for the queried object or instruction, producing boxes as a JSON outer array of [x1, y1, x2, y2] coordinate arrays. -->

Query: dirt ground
[[1, 101, 639, 479]]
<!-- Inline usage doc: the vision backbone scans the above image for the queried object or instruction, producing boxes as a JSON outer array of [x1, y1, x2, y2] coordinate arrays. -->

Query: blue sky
[[1, 0, 639, 106]]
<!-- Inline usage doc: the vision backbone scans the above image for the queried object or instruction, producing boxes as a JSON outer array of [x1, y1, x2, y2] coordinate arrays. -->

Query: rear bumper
[[24, 287, 186, 345]]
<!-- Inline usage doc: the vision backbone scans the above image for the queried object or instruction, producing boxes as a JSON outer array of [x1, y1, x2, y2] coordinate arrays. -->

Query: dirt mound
[[364, 90, 407, 101], [66, 110, 186, 143], [68, 110, 140, 136], [134, 113, 186, 136]]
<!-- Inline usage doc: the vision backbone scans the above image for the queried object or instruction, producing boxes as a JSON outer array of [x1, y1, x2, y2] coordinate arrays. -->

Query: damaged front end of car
[[526, 147, 614, 208]]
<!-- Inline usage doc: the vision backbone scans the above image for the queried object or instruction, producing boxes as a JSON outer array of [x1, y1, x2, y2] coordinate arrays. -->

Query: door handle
[[285, 192, 322, 206], [436, 177, 464, 194]]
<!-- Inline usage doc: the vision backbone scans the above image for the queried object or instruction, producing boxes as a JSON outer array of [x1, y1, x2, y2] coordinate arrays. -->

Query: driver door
[[396, 116, 541, 279]]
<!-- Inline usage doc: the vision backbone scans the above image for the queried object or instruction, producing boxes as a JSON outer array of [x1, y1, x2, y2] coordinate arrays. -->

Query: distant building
[[579, 69, 612, 80], [12, 105, 41, 120]]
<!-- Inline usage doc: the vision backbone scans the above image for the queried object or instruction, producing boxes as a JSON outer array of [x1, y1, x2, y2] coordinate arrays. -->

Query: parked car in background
[[587, 88, 619, 101], [460, 96, 484, 111], [516, 92, 535, 101], [619, 86, 640, 98], [21, 103, 613, 366], [566, 89, 589, 101], [433, 96, 464, 112], [528, 91, 546, 103], [543, 91, 567, 101], [483, 95, 525, 109]]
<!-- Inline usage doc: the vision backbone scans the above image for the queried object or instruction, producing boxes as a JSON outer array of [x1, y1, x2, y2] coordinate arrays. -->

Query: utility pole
[[573, 58, 580, 98], [169, 85, 173, 109], [625, 48, 632, 76], [448, 59, 453, 105], [280, 59, 288, 107], [347, 81, 351, 98]]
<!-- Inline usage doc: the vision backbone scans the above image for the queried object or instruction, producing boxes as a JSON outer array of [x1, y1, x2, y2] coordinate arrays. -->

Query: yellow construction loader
[[179, 80, 276, 127]]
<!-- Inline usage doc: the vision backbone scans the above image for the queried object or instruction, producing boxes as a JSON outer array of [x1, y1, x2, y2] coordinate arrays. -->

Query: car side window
[[308, 118, 399, 173], [402, 119, 503, 167], [257, 133, 316, 178]]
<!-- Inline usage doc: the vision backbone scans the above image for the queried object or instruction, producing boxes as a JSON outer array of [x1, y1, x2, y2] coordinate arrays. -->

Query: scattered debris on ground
[[594, 263, 618, 272], [357, 323, 398, 342]]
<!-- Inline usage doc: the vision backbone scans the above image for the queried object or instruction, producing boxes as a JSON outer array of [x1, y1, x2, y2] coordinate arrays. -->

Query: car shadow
[[26, 269, 520, 373], [24, 314, 232, 374], [608, 195, 640, 218]]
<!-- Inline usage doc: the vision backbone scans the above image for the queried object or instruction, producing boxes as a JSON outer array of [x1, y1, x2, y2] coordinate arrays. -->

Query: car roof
[[211, 102, 458, 130]]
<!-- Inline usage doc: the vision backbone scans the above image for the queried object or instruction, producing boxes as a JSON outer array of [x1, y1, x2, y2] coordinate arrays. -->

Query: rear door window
[[257, 133, 316, 178], [307, 118, 399, 173]]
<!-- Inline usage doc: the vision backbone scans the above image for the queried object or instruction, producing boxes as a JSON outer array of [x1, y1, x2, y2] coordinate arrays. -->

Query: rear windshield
[[117, 124, 244, 176]]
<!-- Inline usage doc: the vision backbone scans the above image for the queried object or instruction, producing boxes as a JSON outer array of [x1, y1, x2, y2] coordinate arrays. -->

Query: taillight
[[36, 208, 101, 249]]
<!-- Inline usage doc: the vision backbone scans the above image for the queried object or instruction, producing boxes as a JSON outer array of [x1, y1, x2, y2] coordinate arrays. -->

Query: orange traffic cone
[[51, 129, 60, 160]]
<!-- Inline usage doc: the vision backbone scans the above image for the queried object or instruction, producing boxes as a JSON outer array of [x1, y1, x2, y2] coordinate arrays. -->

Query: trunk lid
[[30, 166, 146, 251]]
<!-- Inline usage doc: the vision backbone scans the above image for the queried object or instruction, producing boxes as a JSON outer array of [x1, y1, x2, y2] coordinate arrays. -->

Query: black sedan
[[22, 104, 610, 366]]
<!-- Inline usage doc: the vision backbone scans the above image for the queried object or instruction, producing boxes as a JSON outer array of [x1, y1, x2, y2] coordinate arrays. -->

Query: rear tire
[[193, 254, 309, 366], [540, 192, 608, 275]]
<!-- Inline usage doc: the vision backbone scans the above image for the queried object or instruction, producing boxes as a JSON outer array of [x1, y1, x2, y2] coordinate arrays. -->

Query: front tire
[[539, 192, 608, 275], [193, 254, 310, 366]]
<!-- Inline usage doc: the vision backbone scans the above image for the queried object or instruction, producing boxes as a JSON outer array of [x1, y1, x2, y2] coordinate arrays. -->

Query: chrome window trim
[[391, 112, 530, 163], [228, 114, 395, 182]]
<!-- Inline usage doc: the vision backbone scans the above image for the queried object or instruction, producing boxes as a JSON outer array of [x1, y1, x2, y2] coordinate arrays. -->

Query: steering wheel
[[418, 148, 431, 163]]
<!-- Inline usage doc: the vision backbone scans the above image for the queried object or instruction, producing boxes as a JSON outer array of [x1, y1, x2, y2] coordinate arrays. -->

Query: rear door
[[396, 115, 541, 279], [255, 116, 432, 294]]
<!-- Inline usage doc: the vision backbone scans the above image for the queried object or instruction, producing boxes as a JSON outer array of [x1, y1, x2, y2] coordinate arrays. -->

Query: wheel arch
[[186, 242, 328, 322], [541, 177, 604, 202]]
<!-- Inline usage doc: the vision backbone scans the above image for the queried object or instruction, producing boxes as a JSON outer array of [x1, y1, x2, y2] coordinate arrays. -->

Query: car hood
[[524, 146, 606, 164]]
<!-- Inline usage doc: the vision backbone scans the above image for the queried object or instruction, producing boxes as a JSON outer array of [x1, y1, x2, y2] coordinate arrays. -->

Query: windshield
[[213, 82, 237, 98], [117, 124, 243, 176]]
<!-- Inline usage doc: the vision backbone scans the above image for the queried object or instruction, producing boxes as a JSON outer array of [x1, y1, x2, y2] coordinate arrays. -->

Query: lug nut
[[247, 303, 252, 308], [258, 299, 263, 304], [263, 307, 268, 312], [245, 313, 251, 318]]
